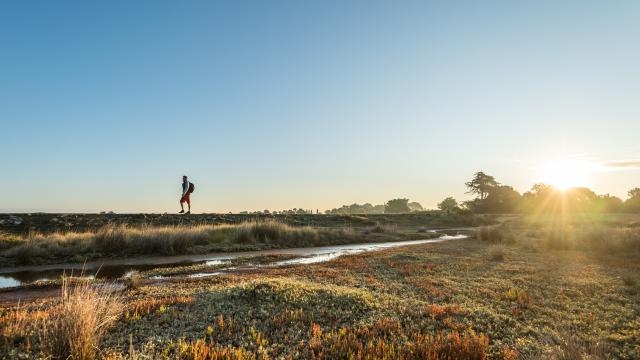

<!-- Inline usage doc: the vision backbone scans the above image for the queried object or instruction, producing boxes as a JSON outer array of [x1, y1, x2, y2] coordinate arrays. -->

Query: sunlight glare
[[539, 159, 593, 191]]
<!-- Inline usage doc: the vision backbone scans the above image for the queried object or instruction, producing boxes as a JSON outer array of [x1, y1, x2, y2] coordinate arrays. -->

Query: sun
[[539, 158, 593, 191]]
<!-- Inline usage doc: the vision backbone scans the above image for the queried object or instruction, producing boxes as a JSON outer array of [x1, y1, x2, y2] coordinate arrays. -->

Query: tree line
[[438, 171, 640, 214], [325, 199, 425, 215], [240, 172, 639, 215]]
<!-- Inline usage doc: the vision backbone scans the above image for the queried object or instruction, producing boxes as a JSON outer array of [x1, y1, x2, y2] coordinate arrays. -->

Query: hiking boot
[[179, 210, 184, 214], [185, 211, 191, 214]]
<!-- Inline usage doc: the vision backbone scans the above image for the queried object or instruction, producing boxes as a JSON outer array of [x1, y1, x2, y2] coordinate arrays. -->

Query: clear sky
[[1, 1, 639, 213]]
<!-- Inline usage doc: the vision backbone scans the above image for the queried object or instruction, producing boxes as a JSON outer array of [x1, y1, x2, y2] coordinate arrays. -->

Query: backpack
[[188, 182, 195, 194]]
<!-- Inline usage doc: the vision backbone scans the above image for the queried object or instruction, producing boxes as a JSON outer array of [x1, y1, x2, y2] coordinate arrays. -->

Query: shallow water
[[0, 233, 468, 288]]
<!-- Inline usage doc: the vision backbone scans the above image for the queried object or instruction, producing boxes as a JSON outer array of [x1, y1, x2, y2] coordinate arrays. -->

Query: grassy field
[[1, 215, 639, 359]]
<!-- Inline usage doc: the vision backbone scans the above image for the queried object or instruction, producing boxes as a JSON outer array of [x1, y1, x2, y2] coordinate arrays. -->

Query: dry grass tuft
[[0, 305, 41, 341], [38, 277, 123, 360], [476, 225, 514, 244], [488, 245, 506, 261], [621, 274, 637, 287], [544, 328, 609, 360]]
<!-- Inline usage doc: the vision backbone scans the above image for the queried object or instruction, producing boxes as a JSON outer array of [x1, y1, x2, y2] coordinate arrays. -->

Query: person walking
[[179, 175, 194, 214]]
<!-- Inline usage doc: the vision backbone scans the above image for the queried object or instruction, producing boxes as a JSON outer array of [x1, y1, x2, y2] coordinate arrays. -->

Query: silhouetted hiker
[[179, 175, 195, 214]]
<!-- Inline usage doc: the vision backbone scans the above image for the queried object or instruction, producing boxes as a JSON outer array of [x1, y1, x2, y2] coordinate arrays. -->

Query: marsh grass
[[544, 328, 609, 360], [487, 245, 505, 261], [38, 277, 123, 360], [621, 274, 637, 287], [0, 221, 367, 266], [540, 225, 640, 253], [7, 233, 638, 359], [368, 222, 398, 234], [1, 277, 123, 360], [0, 304, 38, 341], [476, 225, 515, 244], [232, 221, 347, 246]]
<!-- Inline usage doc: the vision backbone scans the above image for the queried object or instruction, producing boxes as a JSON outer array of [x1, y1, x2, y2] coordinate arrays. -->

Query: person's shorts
[[180, 193, 190, 203]]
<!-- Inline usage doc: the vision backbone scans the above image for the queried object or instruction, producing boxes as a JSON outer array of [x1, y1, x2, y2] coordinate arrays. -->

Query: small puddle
[[177, 234, 468, 279], [0, 276, 21, 289], [0, 233, 469, 288]]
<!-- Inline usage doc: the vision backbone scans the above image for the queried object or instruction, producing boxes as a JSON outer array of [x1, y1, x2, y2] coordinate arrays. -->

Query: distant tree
[[384, 198, 410, 213], [466, 185, 521, 213], [372, 204, 386, 213], [563, 187, 598, 211], [530, 183, 554, 196], [465, 172, 499, 200], [408, 202, 424, 212], [520, 184, 626, 213], [326, 203, 386, 215], [625, 187, 640, 212], [438, 197, 459, 213], [593, 194, 624, 213], [520, 183, 554, 212]]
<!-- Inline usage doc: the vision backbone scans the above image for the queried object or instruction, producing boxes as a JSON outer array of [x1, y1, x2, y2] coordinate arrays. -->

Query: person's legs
[[179, 195, 187, 213], [185, 194, 191, 213]]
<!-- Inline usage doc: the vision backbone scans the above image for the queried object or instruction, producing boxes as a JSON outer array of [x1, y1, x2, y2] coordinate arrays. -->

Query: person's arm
[[182, 182, 188, 196]]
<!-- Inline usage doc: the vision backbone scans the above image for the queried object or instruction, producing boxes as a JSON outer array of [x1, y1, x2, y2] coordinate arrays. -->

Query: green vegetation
[[1, 214, 638, 359]]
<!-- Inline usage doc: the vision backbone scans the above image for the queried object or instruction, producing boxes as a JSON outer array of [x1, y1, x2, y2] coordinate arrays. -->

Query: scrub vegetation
[[1, 214, 638, 359]]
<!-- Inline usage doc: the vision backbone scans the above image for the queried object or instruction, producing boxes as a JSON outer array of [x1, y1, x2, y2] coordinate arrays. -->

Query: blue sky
[[1, 1, 639, 213]]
